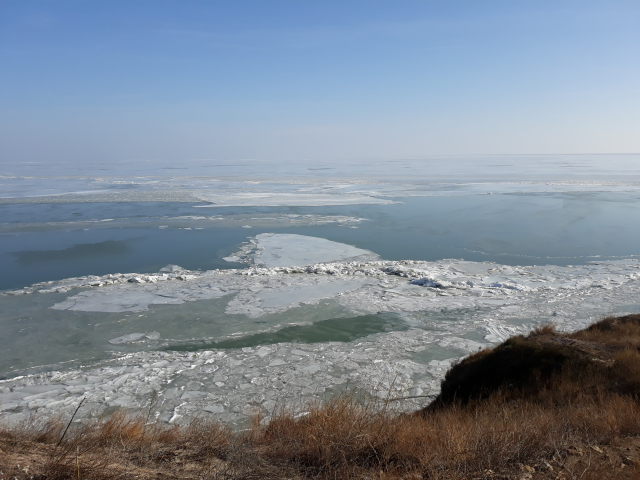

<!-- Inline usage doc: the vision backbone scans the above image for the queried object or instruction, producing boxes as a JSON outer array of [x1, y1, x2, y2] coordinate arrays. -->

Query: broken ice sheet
[[49, 233, 379, 314], [53, 288, 189, 312], [49, 272, 374, 317], [226, 277, 372, 318], [1, 233, 640, 426]]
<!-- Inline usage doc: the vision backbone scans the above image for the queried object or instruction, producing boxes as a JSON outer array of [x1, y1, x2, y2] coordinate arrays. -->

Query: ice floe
[[50, 279, 235, 313], [227, 233, 379, 267], [193, 192, 395, 207]]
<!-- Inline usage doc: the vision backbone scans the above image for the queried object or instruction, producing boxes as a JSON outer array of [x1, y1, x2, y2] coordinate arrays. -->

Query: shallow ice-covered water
[[1, 232, 639, 426], [2, 156, 640, 426]]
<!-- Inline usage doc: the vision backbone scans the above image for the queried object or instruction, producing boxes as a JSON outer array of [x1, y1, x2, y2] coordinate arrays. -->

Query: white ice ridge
[[2, 254, 639, 320]]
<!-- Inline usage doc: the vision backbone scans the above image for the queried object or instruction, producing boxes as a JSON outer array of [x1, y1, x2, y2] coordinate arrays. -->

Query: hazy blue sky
[[1, 1, 639, 164]]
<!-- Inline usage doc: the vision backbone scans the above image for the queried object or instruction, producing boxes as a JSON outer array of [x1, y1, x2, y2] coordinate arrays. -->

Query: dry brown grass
[[3, 393, 640, 479], [431, 314, 640, 407], [2, 314, 640, 479], [262, 391, 640, 478], [572, 314, 640, 349]]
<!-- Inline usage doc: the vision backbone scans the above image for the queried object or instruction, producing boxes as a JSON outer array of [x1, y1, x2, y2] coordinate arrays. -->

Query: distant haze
[[1, 1, 639, 165]]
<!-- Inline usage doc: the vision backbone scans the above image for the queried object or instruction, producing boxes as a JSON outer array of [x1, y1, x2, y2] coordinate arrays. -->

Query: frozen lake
[[1, 155, 640, 426]]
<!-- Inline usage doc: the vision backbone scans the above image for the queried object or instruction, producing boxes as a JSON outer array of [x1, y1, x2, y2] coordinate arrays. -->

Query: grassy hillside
[[430, 313, 640, 408], [2, 314, 640, 479]]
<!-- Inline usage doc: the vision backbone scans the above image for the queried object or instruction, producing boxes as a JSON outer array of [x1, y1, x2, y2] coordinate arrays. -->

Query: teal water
[[164, 313, 408, 351], [0, 292, 358, 378]]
